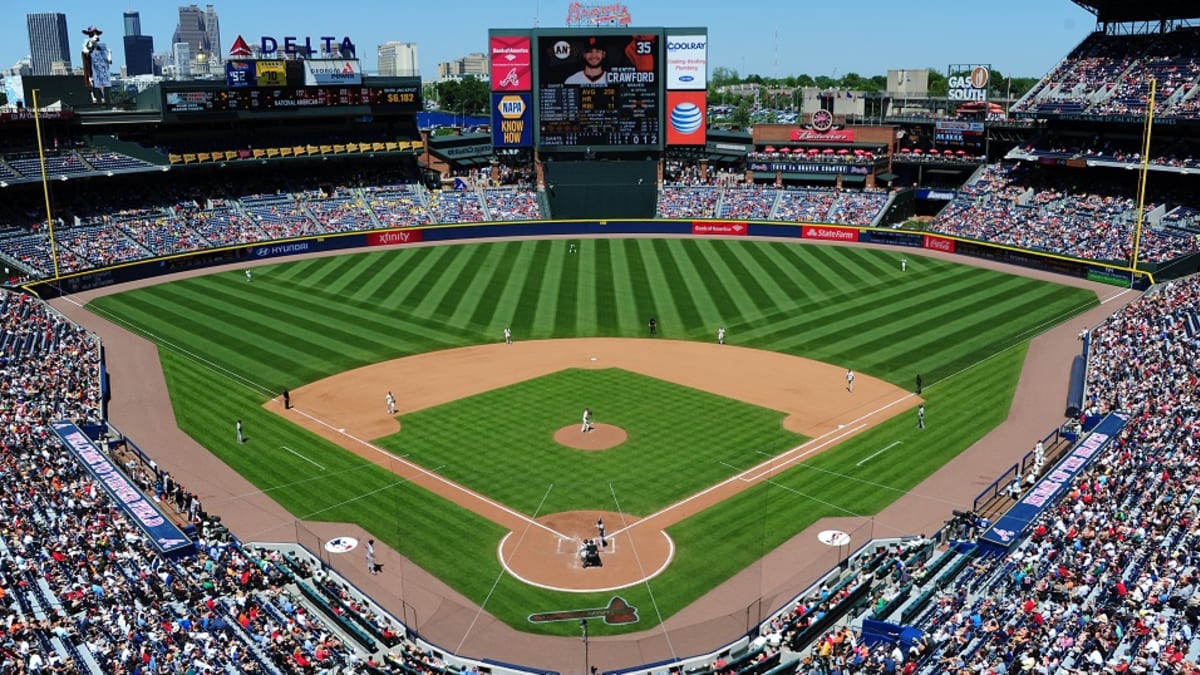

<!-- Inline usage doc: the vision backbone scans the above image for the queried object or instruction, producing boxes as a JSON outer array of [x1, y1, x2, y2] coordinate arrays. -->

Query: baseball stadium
[[2, 1, 1199, 673]]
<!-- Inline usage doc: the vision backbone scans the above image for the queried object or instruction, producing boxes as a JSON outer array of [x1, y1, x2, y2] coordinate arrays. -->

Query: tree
[[926, 68, 948, 96], [710, 66, 740, 88], [434, 76, 489, 118]]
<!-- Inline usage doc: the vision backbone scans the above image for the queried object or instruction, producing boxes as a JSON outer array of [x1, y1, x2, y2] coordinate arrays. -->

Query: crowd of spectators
[[786, 274, 1200, 674], [929, 163, 1199, 264], [0, 286, 487, 674], [481, 188, 542, 221], [1013, 28, 1200, 119]]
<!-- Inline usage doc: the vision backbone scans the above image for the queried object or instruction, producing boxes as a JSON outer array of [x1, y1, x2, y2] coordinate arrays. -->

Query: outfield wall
[[23, 219, 1151, 299]]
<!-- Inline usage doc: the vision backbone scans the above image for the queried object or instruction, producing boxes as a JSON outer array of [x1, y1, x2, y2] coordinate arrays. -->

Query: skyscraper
[[203, 5, 221, 67], [123, 11, 141, 37], [123, 11, 155, 77], [378, 42, 419, 77], [26, 13, 71, 76], [172, 4, 220, 74]]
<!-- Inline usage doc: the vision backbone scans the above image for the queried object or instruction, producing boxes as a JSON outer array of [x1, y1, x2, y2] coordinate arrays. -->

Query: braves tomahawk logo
[[528, 596, 639, 625], [499, 68, 520, 88]]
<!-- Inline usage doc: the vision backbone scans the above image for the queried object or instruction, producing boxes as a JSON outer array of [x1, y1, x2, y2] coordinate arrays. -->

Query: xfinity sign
[[666, 33, 707, 90]]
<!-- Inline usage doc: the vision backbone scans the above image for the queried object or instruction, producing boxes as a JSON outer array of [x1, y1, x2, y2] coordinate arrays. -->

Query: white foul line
[[856, 441, 902, 467], [288, 407, 567, 540], [281, 446, 326, 471]]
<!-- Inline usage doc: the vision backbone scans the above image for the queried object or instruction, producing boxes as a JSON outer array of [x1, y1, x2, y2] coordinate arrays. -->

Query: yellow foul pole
[[1129, 78, 1155, 287], [31, 89, 62, 280]]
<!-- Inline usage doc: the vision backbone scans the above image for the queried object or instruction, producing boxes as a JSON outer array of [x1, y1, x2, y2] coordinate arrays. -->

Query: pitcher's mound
[[554, 423, 627, 451]]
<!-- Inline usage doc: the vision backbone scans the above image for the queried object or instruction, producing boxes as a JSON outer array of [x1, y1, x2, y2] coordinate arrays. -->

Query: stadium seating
[[929, 163, 1199, 263]]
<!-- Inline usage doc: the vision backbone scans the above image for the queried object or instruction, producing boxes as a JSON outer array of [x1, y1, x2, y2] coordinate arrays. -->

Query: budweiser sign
[[790, 128, 856, 143]]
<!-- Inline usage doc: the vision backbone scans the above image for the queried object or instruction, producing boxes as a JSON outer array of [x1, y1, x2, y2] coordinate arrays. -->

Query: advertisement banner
[[255, 60, 287, 87], [802, 225, 859, 242], [225, 60, 254, 88], [789, 128, 856, 142], [303, 59, 362, 86], [667, 90, 706, 146], [492, 93, 533, 147], [367, 229, 424, 246], [922, 234, 956, 253], [666, 34, 706, 90], [491, 35, 532, 91], [748, 162, 869, 175], [978, 413, 1127, 555], [51, 422, 195, 558], [692, 221, 747, 236]]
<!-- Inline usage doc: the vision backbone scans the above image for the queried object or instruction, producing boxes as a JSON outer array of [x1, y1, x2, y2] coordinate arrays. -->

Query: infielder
[[717, 326, 726, 345], [581, 407, 592, 433], [504, 327, 512, 344], [386, 391, 396, 415], [846, 369, 855, 393]]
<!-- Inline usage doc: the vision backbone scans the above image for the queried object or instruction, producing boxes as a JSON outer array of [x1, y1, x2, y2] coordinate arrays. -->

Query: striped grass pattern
[[88, 239, 1097, 635]]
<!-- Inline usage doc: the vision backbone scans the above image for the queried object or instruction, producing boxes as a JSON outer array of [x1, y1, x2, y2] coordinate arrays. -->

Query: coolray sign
[[367, 229, 423, 246], [978, 413, 1128, 555], [789, 128, 856, 142], [692, 221, 746, 235], [947, 64, 989, 102], [303, 59, 362, 86], [803, 226, 859, 241], [51, 422, 195, 558], [666, 34, 706, 90], [490, 35, 532, 91]]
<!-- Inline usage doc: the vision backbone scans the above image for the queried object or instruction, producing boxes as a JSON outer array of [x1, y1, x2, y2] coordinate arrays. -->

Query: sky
[[4, 0, 1098, 82]]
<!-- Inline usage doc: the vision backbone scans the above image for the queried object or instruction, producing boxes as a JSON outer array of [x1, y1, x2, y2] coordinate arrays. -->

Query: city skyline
[[7, 0, 1100, 82]]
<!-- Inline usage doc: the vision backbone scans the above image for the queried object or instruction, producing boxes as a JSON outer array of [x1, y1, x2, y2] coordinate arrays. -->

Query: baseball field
[[83, 237, 1097, 638]]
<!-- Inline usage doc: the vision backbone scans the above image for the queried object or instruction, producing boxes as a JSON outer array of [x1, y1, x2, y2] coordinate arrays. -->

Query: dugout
[[542, 158, 658, 219]]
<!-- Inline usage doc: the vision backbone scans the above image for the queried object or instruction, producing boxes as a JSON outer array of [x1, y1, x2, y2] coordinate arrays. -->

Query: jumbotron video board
[[490, 27, 708, 152]]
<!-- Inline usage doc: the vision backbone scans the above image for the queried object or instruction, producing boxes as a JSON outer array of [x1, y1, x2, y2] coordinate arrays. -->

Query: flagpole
[[31, 89, 61, 280]]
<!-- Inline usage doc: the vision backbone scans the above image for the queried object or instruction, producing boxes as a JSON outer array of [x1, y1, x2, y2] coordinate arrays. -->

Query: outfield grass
[[87, 239, 1098, 635]]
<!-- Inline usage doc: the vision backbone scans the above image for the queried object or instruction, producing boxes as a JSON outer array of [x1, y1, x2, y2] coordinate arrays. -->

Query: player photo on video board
[[536, 32, 661, 148]]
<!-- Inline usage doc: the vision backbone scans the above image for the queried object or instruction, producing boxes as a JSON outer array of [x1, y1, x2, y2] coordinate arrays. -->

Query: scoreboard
[[490, 27, 708, 152], [536, 33, 660, 148], [163, 84, 421, 116]]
